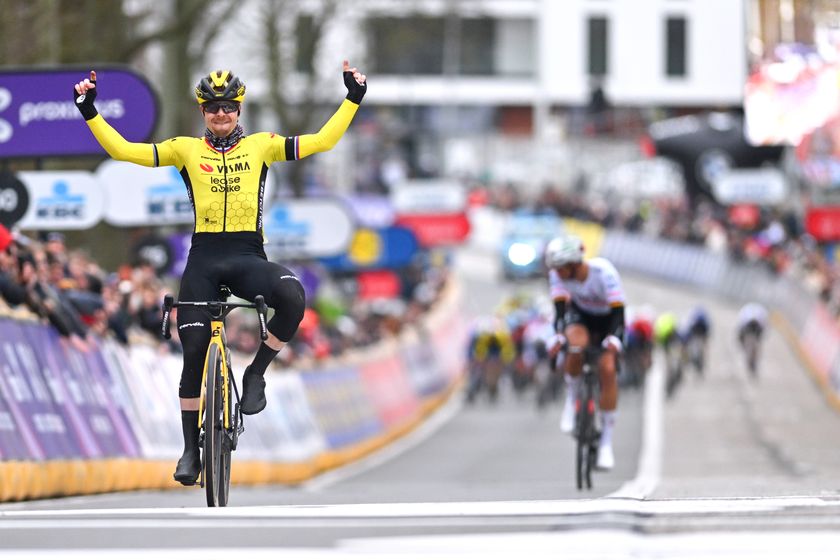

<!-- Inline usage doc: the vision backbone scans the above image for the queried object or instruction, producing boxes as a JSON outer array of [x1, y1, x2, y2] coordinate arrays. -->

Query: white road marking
[[607, 355, 664, 499], [0, 495, 830, 522]]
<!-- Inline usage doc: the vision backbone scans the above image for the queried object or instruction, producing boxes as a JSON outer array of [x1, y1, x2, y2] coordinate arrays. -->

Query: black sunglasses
[[203, 101, 240, 114]]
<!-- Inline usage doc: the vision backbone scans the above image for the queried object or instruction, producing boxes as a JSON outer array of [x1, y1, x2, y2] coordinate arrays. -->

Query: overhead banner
[[17, 170, 104, 230], [263, 198, 354, 259], [342, 194, 395, 228], [0, 67, 158, 158], [391, 179, 467, 214], [712, 168, 788, 205], [395, 212, 471, 247]]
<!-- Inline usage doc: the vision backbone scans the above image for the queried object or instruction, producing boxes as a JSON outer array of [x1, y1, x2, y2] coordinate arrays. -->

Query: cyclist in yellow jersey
[[74, 62, 367, 485]]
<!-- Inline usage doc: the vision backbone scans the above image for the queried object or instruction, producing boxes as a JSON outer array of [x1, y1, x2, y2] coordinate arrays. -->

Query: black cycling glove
[[344, 71, 367, 105], [74, 80, 98, 121]]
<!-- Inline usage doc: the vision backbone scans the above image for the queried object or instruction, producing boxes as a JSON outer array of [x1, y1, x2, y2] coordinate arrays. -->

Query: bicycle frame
[[161, 291, 268, 506], [575, 348, 601, 490], [200, 319, 231, 431]]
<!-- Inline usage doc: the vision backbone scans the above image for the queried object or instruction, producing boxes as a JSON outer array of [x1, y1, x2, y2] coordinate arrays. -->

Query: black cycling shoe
[[173, 448, 201, 486], [240, 366, 267, 415]]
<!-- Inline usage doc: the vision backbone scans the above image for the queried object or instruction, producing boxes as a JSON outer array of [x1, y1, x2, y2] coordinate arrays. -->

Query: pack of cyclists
[[622, 306, 655, 388]]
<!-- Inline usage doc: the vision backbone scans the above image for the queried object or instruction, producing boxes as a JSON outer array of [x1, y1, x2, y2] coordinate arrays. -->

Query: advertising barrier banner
[[0, 360, 34, 460], [243, 371, 327, 462], [102, 343, 181, 458], [301, 367, 382, 449], [359, 354, 419, 428], [0, 320, 82, 460], [402, 337, 448, 398]]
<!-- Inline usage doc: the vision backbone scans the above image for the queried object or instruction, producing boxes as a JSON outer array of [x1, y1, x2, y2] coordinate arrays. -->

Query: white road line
[[607, 355, 664, 499], [0, 496, 830, 523]]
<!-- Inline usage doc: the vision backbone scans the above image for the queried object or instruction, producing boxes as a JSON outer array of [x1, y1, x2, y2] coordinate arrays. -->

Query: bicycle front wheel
[[575, 383, 595, 490], [203, 343, 224, 507]]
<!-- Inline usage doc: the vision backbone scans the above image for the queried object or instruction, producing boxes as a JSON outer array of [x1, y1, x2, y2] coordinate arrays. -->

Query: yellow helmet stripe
[[210, 70, 231, 88]]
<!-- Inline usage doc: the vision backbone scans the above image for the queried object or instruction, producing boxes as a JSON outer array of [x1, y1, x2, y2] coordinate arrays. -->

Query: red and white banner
[[395, 212, 471, 247]]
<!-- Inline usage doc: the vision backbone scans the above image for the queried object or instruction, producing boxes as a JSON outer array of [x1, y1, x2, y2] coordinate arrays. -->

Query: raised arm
[[295, 60, 367, 159], [74, 70, 158, 166]]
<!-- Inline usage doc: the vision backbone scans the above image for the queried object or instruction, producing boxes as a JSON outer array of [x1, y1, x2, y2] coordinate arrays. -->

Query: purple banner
[[167, 232, 192, 277], [0, 356, 34, 460], [47, 329, 140, 458], [78, 339, 141, 457], [0, 320, 83, 460], [0, 318, 142, 461], [341, 194, 396, 228], [0, 67, 158, 158]]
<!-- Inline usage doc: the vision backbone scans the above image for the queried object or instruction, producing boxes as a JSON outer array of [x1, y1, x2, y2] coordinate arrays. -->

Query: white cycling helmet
[[544, 234, 584, 268]]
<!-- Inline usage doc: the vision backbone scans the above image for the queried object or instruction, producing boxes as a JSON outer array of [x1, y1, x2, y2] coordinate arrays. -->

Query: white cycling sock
[[600, 410, 617, 444], [564, 373, 580, 400]]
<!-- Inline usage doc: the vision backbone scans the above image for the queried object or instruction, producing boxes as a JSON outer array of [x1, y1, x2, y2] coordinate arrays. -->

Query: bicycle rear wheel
[[203, 343, 224, 507]]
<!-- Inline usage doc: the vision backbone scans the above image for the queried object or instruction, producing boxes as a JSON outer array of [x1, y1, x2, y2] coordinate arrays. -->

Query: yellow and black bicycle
[[162, 286, 268, 507]]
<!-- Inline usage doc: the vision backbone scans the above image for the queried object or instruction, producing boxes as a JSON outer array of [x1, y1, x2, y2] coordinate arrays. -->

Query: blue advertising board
[[0, 67, 158, 158], [320, 226, 419, 272]]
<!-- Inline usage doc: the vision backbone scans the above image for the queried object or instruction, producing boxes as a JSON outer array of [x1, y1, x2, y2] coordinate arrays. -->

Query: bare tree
[[151, 0, 243, 136], [261, 0, 341, 197]]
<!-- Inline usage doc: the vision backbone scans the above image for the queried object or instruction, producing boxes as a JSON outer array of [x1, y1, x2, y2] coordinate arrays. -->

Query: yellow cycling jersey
[[86, 99, 359, 233], [473, 330, 516, 363]]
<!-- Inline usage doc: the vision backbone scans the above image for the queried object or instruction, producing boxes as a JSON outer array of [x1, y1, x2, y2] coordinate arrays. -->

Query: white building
[[136, 0, 751, 191], [355, 0, 747, 108]]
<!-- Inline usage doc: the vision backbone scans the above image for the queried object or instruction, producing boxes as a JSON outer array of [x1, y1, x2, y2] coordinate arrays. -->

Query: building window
[[367, 16, 534, 77], [369, 17, 445, 75], [665, 16, 688, 77], [460, 18, 495, 75], [587, 16, 609, 76]]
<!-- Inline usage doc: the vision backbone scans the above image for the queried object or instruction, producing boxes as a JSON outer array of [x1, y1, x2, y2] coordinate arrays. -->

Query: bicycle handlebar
[[161, 294, 269, 341]]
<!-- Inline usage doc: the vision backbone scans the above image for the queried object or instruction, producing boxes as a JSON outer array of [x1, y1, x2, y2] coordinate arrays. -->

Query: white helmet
[[544, 235, 584, 268]]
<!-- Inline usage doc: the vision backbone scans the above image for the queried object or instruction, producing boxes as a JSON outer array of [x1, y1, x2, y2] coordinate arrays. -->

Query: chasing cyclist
[[544, 234, 625, 470], [678, 305, 711, 376], [73, 63, 367, 485], [465, 317, 516, 403], [736, 302, 768, 377]]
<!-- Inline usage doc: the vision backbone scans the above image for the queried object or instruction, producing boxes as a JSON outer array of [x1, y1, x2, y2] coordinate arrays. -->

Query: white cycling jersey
[[549, 257, 625, 316], [737, 302, 768, 330]]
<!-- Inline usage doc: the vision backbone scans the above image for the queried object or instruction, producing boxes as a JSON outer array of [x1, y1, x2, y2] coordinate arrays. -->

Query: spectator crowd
[[0, 223, 450, 368], [4, 168, 836, 365]]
